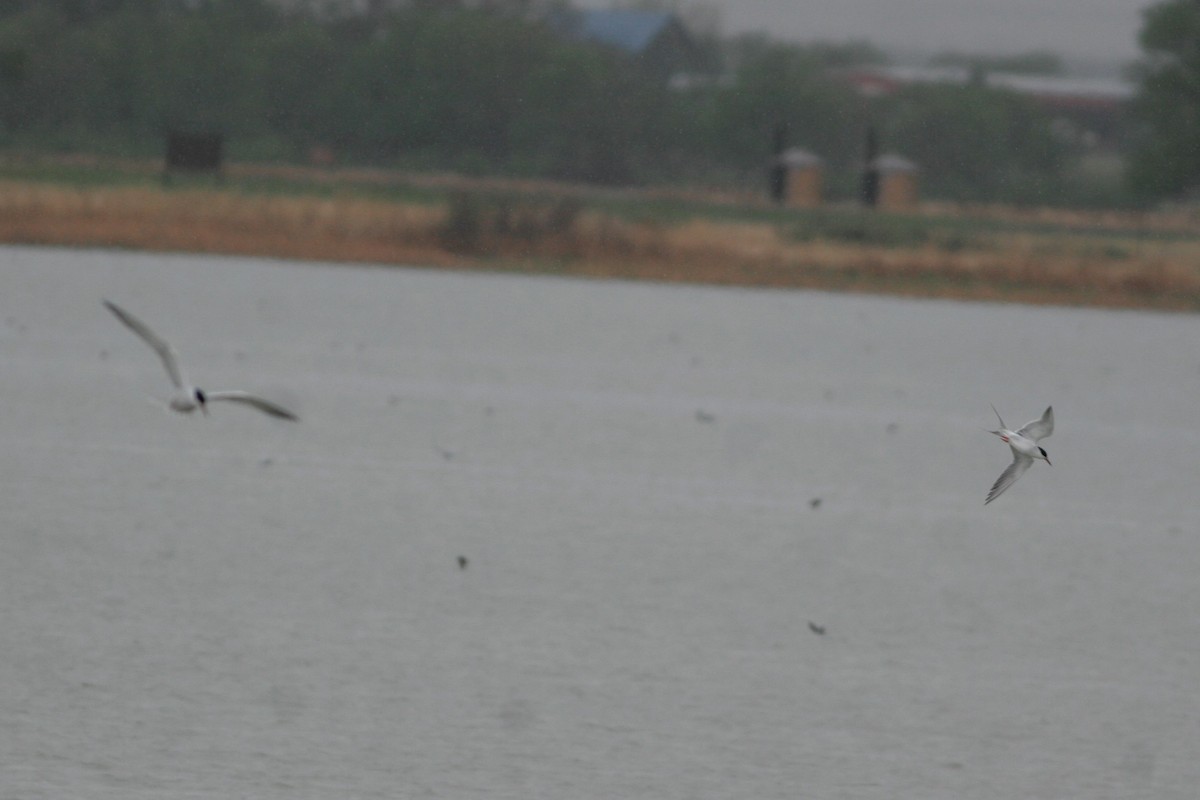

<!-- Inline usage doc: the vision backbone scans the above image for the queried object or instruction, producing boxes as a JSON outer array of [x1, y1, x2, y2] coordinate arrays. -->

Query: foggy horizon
[[579, 0, 1156, 70]]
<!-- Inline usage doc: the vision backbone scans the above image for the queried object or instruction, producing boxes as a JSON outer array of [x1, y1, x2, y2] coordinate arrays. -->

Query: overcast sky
[[581, 1, 1157, 67]]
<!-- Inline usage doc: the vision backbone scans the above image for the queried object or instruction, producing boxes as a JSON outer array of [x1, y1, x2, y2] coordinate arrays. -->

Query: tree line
[[0, 0, 1171, 206]]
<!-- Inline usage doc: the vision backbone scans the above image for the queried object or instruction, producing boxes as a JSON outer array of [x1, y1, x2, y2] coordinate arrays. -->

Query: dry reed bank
[[2, 162, 1199, 311]]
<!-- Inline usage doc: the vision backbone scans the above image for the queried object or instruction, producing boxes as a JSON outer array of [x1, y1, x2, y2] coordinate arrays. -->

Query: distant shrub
[[441, 190, 483, 252], [439, 191, 583, 254], [787, 209, 988, 252], [789, 211, 932, 248]]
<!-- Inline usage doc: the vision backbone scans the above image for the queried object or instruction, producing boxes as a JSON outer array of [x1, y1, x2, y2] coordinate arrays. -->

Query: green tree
[[320, 9, 565, 165], [710, 38, 864, 172], [878, 83, 1065, 202], [0, 0, 282, 151], [0, 1, 1100, 203], [1127, 0, 1200, 199], [144, 2, 278, 138], [510, 40, 678, 182], [259, 19, 340, 156]]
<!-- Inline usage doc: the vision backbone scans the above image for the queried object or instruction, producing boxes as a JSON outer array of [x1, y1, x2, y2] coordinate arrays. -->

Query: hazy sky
[[581, 1, 1157, 65]]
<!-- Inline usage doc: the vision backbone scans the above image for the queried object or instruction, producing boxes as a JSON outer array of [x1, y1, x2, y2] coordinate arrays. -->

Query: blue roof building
[[551, 9, 704, 81], [575, 10, 675, 54]]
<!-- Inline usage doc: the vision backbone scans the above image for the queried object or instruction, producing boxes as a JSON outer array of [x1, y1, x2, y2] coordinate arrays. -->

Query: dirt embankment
[[1, 172, 1198, 312]]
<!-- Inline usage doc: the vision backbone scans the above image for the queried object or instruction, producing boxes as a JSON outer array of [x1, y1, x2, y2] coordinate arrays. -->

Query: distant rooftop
[[776, 147, 823, 168], [546, 8, 704, 82], [870, 153, 918, 174], [843, 65, 1134, 108]]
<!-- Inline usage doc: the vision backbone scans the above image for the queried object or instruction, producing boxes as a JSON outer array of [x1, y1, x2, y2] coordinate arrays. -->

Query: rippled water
[[2, 245, 1198, 798]]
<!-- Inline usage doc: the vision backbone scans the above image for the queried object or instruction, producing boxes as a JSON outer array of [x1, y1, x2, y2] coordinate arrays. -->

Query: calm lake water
[[2, 245, 1198, 798]]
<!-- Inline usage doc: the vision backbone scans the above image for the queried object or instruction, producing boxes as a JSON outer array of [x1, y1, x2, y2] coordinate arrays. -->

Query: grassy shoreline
[[2, 157, 1199, 311]]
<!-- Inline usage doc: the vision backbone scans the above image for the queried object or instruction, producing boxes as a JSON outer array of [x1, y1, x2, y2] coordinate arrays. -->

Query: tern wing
[[205, 390, 298, 421], [104, 300, 187, 389], [1017, 406, 1054, 441], [986, 451, 1032, 505]]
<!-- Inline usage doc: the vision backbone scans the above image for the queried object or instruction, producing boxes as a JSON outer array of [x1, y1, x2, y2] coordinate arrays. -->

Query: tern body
[[104, 300, 298, 421], [985, 404, 1052, 505]]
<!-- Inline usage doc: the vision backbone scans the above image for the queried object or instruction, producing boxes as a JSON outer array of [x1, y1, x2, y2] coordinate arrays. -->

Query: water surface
[[2, 246, 1197, 798]]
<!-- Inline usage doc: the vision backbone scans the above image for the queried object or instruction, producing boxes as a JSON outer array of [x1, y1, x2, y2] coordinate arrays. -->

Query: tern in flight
[[104, 299, 298, 421], [985, 404, 1052, 504]]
